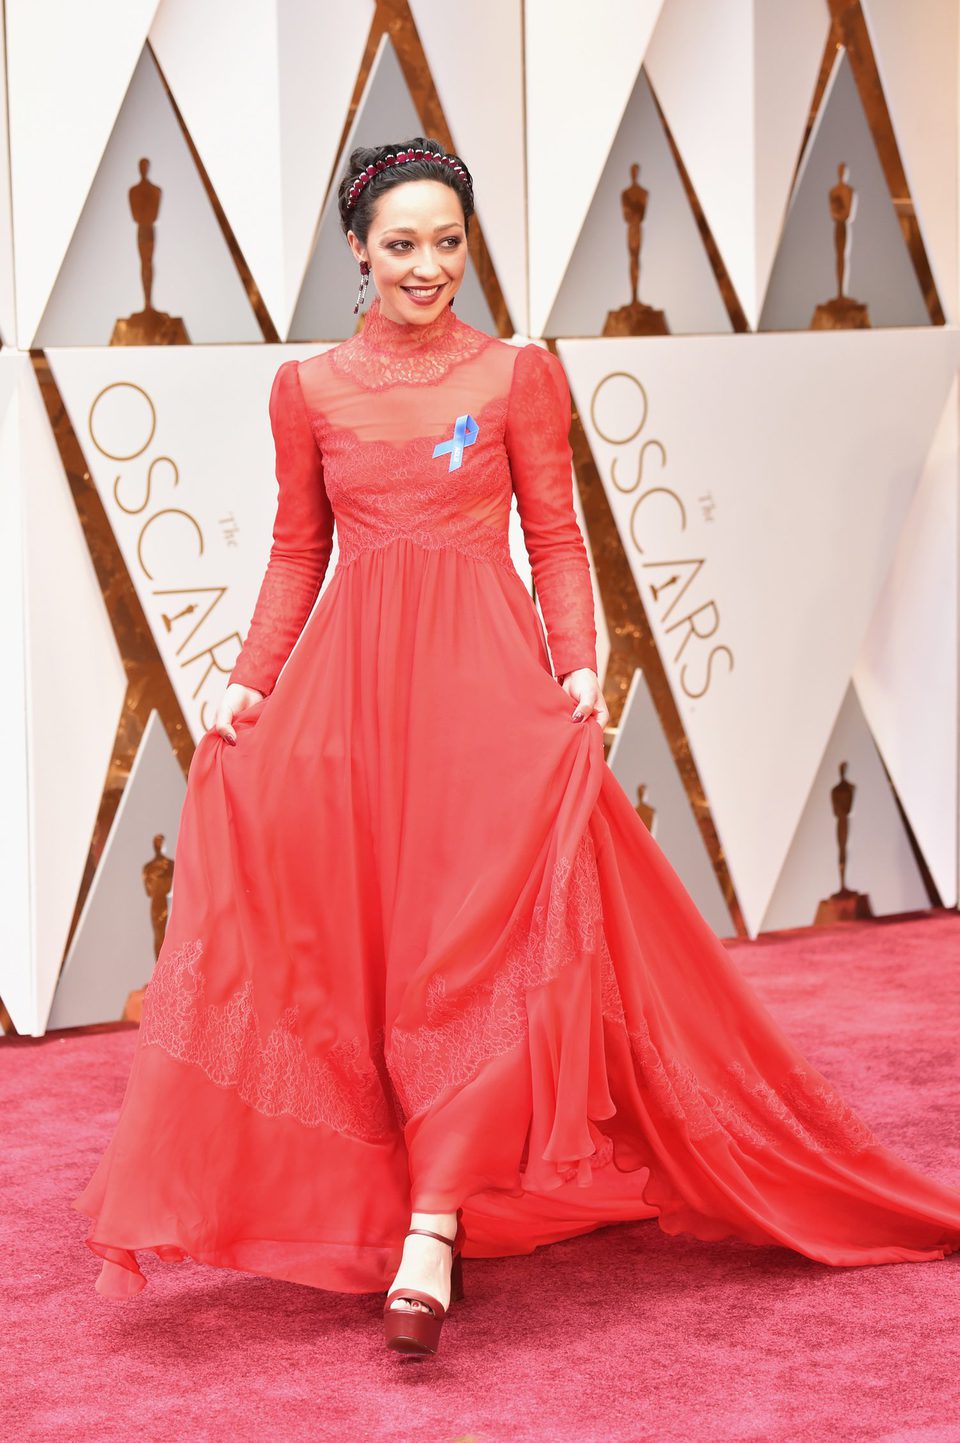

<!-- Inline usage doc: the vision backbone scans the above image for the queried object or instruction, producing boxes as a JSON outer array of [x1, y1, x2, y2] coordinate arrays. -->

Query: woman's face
[[348, 179, 467, 324]]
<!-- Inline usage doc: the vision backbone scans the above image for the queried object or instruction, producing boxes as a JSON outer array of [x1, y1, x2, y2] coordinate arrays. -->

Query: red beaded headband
[[345, 147, 472, 211]]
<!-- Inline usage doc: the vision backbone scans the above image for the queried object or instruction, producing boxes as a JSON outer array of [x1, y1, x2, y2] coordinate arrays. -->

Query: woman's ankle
[[409, 1209, 458, 1238]]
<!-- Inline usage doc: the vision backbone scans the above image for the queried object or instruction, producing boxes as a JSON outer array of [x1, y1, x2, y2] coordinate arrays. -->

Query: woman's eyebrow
[[382, 222, 464, 235]]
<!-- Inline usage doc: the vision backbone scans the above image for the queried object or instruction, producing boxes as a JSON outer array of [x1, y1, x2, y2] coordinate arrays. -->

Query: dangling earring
[[354, 260, 371, 315]]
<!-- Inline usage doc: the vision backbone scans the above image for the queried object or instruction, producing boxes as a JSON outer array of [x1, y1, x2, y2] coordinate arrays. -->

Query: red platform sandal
[[383, 1208, 465, 1356]]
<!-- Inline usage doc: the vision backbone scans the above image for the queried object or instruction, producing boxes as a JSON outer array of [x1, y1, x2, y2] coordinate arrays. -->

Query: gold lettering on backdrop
[[115, 455, 179, 515], [88, 381, 241, 728], [591, 370, 648, 448], [590, 372, 733, 701], [90, 380, 156, 460], [112, 158, 190, 345]]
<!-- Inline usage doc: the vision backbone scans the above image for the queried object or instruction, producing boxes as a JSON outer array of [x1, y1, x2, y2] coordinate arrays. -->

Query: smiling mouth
[[401, 284, 444, 298]]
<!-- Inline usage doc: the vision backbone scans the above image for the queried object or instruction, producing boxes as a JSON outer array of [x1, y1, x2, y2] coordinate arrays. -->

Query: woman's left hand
[[560, 668, 609, 729]]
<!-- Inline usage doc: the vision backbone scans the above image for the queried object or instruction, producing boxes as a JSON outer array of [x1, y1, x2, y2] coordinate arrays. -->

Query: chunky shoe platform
[[383, 1208, 465, 1356]]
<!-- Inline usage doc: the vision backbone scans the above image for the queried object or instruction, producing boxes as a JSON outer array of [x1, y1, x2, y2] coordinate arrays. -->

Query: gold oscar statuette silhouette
[[111, 158, 189, 345], [603, 162, 669, 336], [634, 782, 655, 833], [810, 162, 871, 330], [123, 833, 175, 1022], [814, 761, 874, 924]]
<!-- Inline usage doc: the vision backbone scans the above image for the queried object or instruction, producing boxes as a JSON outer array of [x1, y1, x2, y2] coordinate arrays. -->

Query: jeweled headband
[[345, 147, 473, 212]]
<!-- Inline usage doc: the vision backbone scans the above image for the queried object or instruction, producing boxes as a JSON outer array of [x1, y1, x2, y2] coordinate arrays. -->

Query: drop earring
[[354, 260, 371, 315]]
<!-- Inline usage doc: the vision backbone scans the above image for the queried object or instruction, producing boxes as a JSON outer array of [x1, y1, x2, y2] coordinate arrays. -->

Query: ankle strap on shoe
[[405, 1227, 456, 1248]]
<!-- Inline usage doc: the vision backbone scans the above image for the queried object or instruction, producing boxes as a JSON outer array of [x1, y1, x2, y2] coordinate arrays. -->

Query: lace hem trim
[[597, 928, 882, 1156], [386, 831, 605, 1120], [137, 843, 883, 1163], [139, 937, 401, 1142]]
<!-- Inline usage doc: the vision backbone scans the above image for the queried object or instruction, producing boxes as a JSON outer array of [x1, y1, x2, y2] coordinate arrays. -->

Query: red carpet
[[4, 910, 959, 1443]]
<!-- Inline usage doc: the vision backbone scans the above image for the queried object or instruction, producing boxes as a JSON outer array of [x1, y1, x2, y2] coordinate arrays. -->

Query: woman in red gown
[[72, 138, 960, 1353]]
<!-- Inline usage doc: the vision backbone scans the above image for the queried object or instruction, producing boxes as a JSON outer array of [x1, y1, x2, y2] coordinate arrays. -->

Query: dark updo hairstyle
[[337, 135, 475, 248]]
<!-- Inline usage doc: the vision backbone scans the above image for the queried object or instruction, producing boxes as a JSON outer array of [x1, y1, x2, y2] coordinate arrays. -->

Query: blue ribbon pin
[[433, 414, 479, 472]]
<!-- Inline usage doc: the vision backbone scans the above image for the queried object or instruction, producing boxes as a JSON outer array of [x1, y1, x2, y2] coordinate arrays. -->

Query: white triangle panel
[[752, 0, 831, 324], [152, 0, 375, 339], [6, 0, 161, 345], [644, 0, 753, 324], [645, 0, 827, 331], [853, 375, 959, 907], [0, 359, 31, 1031], [760, 49, 929, 331], [48, 712, 188, 1029], [761, 683, 930, 933], [560, 327, 959, 936], [525, 0, 663, 337], [0, 16, 16, 345], [411, 0, 527, 332], [861, 0, 959, 324], [21, 360, 128, 1035], [607, 666, 733, 937], [35, 47, 259, 346], [545, 67, 730, 338]]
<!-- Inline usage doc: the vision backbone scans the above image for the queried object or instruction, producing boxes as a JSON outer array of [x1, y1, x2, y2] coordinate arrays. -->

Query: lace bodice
[[228, 295, 599, 695]]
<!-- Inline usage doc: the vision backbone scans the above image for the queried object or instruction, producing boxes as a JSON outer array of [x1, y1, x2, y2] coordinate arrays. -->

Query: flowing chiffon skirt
[[71, 538, 960, 1297]]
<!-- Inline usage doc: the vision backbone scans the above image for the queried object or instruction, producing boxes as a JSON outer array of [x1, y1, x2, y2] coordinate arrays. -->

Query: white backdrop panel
[[760, 49, 929, 331], [6, 0, 160, 345], [0, 11, 16, 345], [560, 326, 959, 936], [524, 0, 663, 337], [761, 682, 929, 932], [47, 710, 187, 1030], [645, 0, 826, 329], [607, 666, 733, 936], [751, 0, 831, 326], [862, 0, 959, 324], [22, 359, 128, 1035], [0, 358, 31, 1031], [411, 0, 528, 333], [646, 0, 748, 322], [854, 375, 959, 907], [152, 0, 374, 339], [545, 67, 730, 338], [35, 47, 259, 347]]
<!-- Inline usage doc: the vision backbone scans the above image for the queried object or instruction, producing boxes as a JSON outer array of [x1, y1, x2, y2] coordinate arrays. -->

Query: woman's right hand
[[213, 683, 265, 745]]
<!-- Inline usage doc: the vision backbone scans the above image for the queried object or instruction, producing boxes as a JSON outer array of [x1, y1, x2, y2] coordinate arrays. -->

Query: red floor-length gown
[[72, 294, 960, 1299]]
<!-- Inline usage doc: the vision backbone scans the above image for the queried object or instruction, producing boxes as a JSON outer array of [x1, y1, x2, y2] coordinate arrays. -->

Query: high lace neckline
[[358, 293, 459, 353], [329, 291, 495, 389]]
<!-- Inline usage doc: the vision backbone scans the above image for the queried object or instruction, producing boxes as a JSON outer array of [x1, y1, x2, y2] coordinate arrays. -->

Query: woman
[[73, 137, 960, 1359]]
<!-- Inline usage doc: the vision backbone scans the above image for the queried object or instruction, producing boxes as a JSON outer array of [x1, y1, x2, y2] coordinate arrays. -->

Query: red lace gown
[[72, 295, 960, 1298]]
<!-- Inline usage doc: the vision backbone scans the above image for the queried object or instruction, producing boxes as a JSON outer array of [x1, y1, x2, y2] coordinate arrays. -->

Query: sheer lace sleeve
[[505, 343, 598, 681], [227, 359, 334, 696]]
